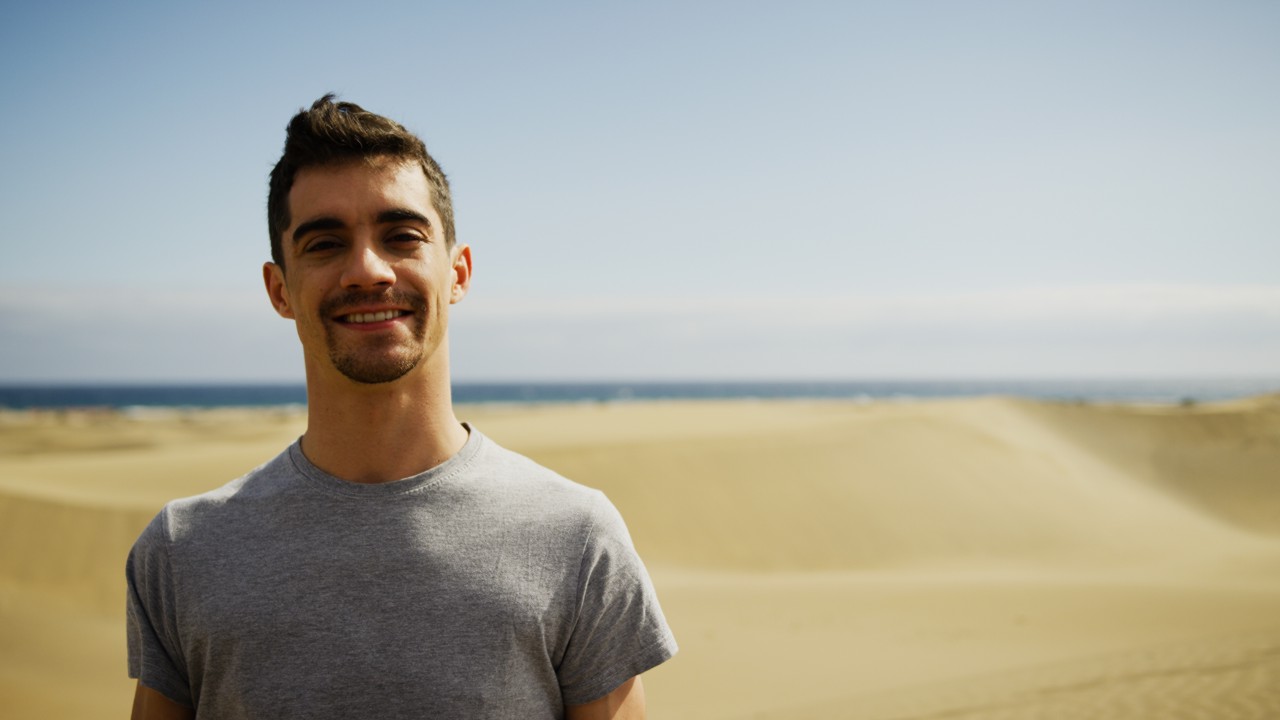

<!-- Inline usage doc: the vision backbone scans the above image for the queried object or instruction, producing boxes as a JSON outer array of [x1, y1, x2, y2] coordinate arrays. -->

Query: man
[[126, 95, 677, 719]]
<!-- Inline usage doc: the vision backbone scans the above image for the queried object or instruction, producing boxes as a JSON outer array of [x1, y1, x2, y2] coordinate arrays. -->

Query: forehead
[[287, 158, 436, 228]]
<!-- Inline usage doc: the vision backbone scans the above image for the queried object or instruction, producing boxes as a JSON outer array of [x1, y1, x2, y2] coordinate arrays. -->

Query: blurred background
[[2, 0, 1277, 383]]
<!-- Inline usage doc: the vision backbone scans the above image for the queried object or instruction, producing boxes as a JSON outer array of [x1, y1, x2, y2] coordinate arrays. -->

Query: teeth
[[345, 310, 403, 323]]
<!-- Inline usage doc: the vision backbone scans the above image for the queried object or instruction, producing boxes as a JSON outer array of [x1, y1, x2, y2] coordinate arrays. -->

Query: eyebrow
[[290, 209, 433, 247], [377, 208, 432, 228], [292, 217, 345, 246]]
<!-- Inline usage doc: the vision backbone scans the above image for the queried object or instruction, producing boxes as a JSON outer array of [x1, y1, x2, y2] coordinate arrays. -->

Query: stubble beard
[[320, 289, 431, 385]]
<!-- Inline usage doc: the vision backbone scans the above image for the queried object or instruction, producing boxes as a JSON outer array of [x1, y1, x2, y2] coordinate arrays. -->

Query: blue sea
[[0, 378, 1277, 410]]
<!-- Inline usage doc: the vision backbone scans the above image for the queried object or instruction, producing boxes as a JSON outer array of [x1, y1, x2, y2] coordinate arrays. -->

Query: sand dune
[[2, 397, 1278, 718], [1015, 396, 1280, 537], [502, 397, 1280, 573], [780, 626, 1280, 719]]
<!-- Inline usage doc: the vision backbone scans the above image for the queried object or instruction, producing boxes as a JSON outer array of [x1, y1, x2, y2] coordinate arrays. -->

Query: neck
[[299, 360, 468, 484]]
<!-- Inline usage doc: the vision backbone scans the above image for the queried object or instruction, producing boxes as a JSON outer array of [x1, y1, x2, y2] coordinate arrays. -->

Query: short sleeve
[[557, 492, 678, 705], [125, 509, 193, 708]]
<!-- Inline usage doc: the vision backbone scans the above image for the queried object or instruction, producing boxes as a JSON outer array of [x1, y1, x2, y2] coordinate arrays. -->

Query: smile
[[341, 310, 410, 323]]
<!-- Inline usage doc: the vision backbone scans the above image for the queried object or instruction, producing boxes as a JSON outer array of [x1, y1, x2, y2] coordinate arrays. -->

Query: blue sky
[[2, 1, 1277, 381]]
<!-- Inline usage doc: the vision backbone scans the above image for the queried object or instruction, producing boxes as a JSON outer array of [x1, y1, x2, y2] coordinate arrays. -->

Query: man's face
[[263, 158, 471, 385]]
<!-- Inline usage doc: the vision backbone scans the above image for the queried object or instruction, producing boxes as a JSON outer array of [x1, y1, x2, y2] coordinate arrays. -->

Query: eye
[[304, 236, 343, 253], [387, 230, 426, 247]]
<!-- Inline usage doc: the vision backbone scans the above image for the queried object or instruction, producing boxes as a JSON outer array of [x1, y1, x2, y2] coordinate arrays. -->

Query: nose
[[339, 242, 396, 289]]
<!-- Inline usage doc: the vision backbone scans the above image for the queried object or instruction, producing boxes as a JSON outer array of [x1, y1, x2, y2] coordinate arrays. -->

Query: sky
[[1, 1, 1277, 382]]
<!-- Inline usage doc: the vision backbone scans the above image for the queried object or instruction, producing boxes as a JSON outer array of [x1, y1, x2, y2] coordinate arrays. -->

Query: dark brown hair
[[267, 94, 455, 266]]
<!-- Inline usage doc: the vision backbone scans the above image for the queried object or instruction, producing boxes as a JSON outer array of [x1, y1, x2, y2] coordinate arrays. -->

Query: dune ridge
[[1013, 395, 1280, 536], [513, 397, 1280, 574]]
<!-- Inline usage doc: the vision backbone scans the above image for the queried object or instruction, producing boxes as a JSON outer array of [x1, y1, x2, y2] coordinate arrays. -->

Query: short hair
[[267, 94, 455, 267]]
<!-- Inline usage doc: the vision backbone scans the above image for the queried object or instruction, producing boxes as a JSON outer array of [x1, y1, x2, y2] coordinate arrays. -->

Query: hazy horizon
[[3, 2, 1277, 383]]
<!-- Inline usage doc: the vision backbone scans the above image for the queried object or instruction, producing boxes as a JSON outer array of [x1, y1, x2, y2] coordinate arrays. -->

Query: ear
[[263, 262, 295, 319], [449, 245, 473, 305]]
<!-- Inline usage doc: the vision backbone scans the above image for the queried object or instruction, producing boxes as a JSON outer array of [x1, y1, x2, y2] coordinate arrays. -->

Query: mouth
[[339, 309, 412, 324], [321, 290, 426, 330]]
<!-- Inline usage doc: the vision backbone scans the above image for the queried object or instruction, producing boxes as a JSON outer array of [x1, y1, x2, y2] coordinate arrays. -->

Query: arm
[[131, 682, 194, 720], [566, 676, 645, 720]]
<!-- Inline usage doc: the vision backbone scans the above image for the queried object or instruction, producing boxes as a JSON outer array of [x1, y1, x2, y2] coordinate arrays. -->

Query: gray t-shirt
[[126, 425, 676, 718]]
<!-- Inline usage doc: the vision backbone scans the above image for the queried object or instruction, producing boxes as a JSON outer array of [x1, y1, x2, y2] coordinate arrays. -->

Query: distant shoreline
[[2, 378, 1278, 410]]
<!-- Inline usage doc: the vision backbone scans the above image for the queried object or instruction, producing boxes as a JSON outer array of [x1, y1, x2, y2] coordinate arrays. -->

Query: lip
[[330, 305, 415, 328], [320, 289, 427, 330]]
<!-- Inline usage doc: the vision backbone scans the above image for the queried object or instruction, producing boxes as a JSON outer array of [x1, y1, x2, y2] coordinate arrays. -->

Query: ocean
[[1, 378, 1277, 410]]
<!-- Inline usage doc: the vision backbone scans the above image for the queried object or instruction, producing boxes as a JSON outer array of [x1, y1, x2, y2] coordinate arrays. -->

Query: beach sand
[[2, 396, 1279, 718]]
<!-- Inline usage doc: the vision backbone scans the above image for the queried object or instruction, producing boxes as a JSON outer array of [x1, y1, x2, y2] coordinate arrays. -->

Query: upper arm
[[565, 676, 646, 720], [131, 681, 194, 720], [127, 510, 195, 707], [558, 495, 677, 703]]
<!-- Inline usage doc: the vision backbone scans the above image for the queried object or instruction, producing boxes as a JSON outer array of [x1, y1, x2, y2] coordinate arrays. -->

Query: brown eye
[[306, 237, 342, 253], [388, 231, 424, 246]]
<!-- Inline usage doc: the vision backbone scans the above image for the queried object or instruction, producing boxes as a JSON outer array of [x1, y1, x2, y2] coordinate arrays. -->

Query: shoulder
[[135, 445, 297, 547], [467, 431, 605, 503], [463, 429, 621, 531]]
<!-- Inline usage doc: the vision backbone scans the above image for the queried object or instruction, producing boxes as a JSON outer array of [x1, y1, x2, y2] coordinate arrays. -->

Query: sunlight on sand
[[2, 396, 1278, 718]]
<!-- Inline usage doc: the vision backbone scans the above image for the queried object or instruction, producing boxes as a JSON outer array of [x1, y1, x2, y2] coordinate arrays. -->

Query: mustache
[[320, 289, 428, 318]]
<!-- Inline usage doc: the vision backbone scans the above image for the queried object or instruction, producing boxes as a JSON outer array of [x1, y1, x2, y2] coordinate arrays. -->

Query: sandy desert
[[2, 395, 1279, 718]]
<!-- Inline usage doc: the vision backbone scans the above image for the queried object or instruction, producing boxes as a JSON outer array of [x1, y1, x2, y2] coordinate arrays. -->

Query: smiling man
[[125, 95, 677, 719]]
